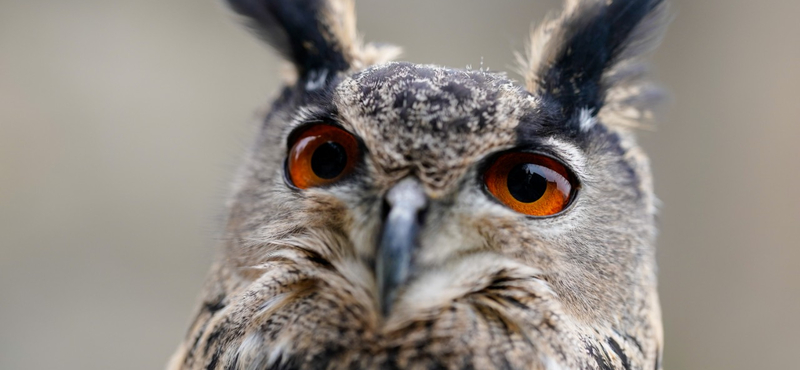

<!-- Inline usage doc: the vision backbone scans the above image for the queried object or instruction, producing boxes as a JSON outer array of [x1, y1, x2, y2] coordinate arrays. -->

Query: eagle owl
[[169, 0, 668, 369]]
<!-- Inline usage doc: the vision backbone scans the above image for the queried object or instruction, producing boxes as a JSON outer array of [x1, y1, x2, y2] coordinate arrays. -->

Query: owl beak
[[377, 178, 428, 317]]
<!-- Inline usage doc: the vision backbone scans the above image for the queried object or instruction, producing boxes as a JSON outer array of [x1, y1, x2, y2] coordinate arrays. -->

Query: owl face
[[171, 1, 667, 369], [232, 60, 655, 323]]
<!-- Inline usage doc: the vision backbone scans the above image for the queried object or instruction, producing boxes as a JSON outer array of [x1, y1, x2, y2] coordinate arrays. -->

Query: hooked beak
[[376, 178, 428, 316]]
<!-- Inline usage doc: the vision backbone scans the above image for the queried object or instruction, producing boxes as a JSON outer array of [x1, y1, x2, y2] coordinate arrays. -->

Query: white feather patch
[[578, 108, 597, 132]]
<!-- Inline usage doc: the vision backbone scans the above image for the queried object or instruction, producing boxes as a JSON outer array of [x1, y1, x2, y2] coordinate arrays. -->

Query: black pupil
[[311, 141, 348, 179], [507, 163, 548, 203]]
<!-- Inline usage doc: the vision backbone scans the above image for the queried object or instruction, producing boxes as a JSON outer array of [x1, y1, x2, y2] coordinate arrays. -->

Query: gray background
[[2, 0, 798, 369]]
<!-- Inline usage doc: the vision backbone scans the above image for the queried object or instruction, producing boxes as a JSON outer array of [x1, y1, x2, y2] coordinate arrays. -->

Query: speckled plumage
[[169, 1, 668, 369]]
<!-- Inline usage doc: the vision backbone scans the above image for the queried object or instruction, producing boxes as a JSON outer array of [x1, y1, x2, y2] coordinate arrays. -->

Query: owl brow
[[499, 142, 584, 179], [282, 110, 374, 164], [282, 107, 341, 146], [538, 137, 588, 180], [490, 124, 587, 181]]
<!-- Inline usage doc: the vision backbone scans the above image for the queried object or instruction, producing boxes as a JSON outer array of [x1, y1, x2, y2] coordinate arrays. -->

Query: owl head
[[173, 0, 669, 368]]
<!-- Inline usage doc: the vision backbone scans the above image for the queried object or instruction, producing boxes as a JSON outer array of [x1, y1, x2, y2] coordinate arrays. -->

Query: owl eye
[[484, 152, 576, 217], [287, 124, 360, 189]]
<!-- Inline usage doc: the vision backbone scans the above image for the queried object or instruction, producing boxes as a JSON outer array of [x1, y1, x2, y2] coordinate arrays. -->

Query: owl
[[168, 0, 668, 369]]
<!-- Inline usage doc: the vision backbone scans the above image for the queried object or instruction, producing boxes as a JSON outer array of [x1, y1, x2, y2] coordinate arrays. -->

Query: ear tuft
[[227, 0, 400, 84], [519, 0, 669, 129]]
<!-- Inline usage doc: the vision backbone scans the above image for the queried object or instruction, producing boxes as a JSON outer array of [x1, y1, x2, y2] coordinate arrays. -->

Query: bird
[[168, 0, 668, 369]]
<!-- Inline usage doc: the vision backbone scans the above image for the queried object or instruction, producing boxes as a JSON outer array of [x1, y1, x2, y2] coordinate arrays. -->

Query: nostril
[[380, 197, 391, 222], [416, 206, 428, 225]]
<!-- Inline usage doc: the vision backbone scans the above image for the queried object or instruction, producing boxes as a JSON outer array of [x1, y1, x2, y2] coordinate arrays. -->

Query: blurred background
[[1, 0, 798, 369]]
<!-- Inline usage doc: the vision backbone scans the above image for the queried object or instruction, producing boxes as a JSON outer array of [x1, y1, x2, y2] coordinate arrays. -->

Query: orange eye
[[287, 124, 360, 189], [484, 152, 576, 217]]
